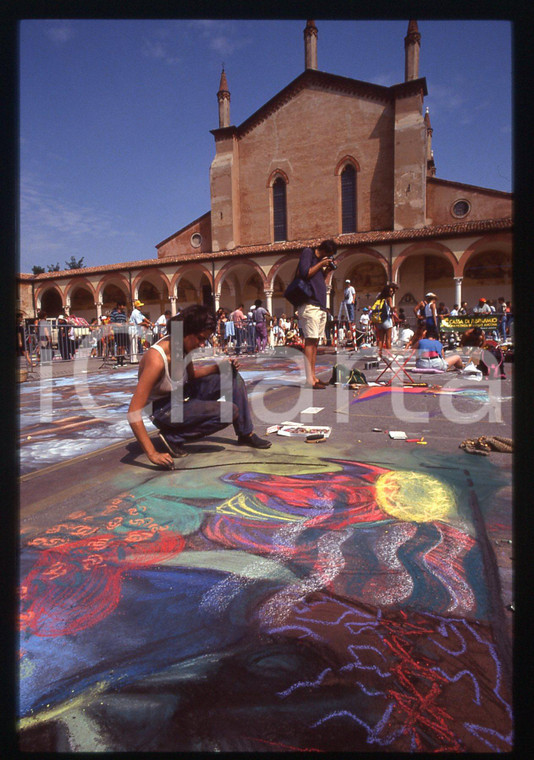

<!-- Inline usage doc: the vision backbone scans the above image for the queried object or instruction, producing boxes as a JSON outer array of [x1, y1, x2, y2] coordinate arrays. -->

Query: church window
[[452, 199, 470, 218], [272, 177, 287, 241], [341, 164, 357, 233]]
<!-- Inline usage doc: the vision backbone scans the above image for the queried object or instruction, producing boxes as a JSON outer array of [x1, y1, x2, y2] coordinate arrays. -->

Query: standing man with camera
[[297, 239, 337, 388]]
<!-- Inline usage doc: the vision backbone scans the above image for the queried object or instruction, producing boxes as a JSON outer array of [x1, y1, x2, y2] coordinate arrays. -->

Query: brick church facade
[[18, 20, 512, 323]]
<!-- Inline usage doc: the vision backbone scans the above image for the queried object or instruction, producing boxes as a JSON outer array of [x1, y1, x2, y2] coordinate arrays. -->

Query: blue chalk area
[[19, 565, 285, 718]]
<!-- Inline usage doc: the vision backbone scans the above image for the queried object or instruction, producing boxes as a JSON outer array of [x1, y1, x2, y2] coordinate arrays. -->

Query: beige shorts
[[298, 304, 327, 340]]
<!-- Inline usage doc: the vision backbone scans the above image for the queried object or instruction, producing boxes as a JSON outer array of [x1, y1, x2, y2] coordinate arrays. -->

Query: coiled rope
[[460, 435, 513, 456]]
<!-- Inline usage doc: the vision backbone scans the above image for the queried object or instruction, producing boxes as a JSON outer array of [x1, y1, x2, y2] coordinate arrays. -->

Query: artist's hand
[[229, 356, 241, 372], [148, 450, 174, 469]]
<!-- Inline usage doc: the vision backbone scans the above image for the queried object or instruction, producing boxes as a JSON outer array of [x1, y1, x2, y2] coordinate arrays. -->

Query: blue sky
[[19, 19, 512, 274]]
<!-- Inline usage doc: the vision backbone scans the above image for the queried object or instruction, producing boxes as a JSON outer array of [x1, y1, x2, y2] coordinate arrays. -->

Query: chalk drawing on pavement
[[19, 449, 512, 752]]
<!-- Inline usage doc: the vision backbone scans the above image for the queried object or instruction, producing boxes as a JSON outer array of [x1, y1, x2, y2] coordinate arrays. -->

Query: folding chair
[[375, 347, 416, 385]]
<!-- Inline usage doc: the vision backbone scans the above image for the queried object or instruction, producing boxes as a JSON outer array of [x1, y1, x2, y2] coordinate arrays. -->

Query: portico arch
[[134, 270, 171, 321], [98, 276, 130, 313], [330, 248, 389, 311], [461, 249, 512, 305], [455, 233, 512, 306], [171, 264, 213, 310], [393, 241, 457, 281], [66, 280, 97, 320], [396, 246, 456, 308], [215, 258, 267, 295], [37, 284, 64, 317]]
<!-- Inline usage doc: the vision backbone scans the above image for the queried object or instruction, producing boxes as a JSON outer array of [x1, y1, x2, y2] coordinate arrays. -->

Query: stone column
[[64, 295, 71, 316], [264, 289, 273, 315], [326, 285, 334, 313], [95, 301, 103, 321], [214, 292, 221, 311], [454, 277, 463, 306], [169, 296, 178, 316]]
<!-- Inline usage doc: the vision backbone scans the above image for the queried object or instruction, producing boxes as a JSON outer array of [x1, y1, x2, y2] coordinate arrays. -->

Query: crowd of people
[[213, 303, 304, 355], [17, 300, 167, 366], [17, 280, 513, 373]]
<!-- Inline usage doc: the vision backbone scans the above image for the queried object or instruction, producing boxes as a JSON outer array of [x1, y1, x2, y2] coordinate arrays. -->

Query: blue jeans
[[234, 326, 245, 354], [246, 323, 256, 352], [499, 315, 507, 341], [150, 371, 253, 445], [337, 302, 354, 323]]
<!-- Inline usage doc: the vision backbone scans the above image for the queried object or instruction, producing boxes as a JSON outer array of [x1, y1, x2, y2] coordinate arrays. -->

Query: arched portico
[[66, 280, 97, 321], [216, 259, 267, 311], [395, 243, 457, 308], [460, 249, 512, 306], [133, 269, 171, 321], [36, 284, 64, 317], [171, 264, 213, 312], [331, 248, 389, 310], [98, 276, 130, 315]]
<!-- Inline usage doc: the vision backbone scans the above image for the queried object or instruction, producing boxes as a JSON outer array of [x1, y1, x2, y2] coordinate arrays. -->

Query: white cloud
[[20, 174, 133, 266], [188, 19, 251, 57], [425, 83, 467, 115], [44, 21, 75, 44], [371, 70, 398, 87], [141, 38, 180, 65]]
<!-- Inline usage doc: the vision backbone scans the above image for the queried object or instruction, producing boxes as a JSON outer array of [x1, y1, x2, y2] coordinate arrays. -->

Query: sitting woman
[[459, 326, 485, 348], [127, 304, 271, 468], [415, 325, 464, 372]]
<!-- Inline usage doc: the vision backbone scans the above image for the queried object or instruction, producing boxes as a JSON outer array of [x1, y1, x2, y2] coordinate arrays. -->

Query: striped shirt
[[110, 308, 127, 324]]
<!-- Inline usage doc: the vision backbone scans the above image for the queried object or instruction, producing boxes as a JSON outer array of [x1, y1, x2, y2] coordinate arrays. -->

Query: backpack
[[347, 368, 367, 386], [328, 364, 368, 385], [370, 298, 387, 325], [479, 345, 506, 379]]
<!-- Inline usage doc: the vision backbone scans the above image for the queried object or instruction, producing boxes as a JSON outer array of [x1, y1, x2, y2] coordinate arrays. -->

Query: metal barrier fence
[[19, 312, 513, 364], [20, 323, 161, 364]]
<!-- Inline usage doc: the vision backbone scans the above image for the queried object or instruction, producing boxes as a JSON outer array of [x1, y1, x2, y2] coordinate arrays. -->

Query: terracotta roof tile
[[18, 217, 512, 281]]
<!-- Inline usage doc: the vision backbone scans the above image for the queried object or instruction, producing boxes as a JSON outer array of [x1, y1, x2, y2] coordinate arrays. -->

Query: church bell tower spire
[[217, 67, 230, 128], [304, 20, 318, 70], [404, 20, 421, 81]]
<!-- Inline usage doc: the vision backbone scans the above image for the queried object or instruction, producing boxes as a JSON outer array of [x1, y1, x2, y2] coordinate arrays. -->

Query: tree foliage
[[31, 265, 45, 274], [65, 256, 85, 270]]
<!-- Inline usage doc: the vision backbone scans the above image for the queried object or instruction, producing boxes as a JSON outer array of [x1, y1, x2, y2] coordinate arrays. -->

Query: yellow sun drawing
[[375, 470, 456, 523]]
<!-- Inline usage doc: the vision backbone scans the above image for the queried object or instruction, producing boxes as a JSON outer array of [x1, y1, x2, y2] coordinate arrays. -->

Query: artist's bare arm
[[184, 353, 240, 382], [184, 355, 218, 383], [127, 351, 173, 469], [306, 257, 332, 278]]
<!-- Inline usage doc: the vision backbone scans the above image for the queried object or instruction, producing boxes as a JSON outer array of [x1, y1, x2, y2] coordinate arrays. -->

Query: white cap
[[345, 279, 350, 283]]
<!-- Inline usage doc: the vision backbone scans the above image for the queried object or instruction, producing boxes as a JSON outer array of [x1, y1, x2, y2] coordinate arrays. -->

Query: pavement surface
[[18, 347, 513, 752]]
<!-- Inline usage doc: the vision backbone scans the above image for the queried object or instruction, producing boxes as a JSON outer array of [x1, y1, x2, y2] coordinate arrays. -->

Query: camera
[[327, 256, 337, 270]]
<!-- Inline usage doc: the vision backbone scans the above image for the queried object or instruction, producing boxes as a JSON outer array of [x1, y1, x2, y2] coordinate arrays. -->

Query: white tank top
[[141, 338, 184, 401]]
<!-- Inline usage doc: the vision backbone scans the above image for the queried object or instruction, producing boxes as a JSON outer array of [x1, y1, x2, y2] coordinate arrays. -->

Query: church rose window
[[273, 177, 287, 241], [452, 199, 470, 218], [341, 164, 357, 233]]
